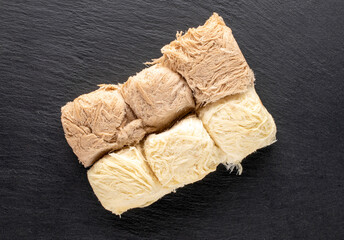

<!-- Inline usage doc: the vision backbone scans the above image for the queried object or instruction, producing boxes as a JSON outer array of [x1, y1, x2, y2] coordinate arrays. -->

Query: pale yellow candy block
[[198, 86, 277, 173], [144, 115, 225, 189], [87, 146, 172, 215]]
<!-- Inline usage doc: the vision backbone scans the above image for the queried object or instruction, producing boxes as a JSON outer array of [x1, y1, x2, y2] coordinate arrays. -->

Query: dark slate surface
[[1, 1, 343, 239]]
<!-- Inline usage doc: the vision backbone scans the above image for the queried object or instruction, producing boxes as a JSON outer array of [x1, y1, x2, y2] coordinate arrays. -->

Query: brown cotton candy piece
[[150, 13, 255, 107], [121, 65, 195, 132], [61, 84, 146, 167]]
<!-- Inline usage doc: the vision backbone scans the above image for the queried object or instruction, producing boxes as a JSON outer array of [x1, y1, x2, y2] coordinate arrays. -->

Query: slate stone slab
[[1, 1, 343, 239]]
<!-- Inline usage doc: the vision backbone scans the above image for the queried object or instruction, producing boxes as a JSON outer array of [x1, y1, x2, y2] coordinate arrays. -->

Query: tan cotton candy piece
[[61, 85, 146, 167], [144, 115, 225, 189], [121, 65, 195, 132], [87, 146, 172, 215], [150, 13, 254, 106], [198, 85, 277, 172]]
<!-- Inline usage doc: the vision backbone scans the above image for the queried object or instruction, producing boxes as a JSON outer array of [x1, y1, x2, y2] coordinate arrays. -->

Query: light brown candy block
[[151, 13, 255, 106], [121, 65, 195, 132], [61, 84, 146, 167]]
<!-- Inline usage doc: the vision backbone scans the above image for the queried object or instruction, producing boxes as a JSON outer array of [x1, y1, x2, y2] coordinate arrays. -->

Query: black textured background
[[1, 1, 343, 239]]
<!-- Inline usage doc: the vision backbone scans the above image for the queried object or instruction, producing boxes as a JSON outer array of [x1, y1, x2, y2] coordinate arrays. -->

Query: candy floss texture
[[150, 13, 255, 106], [198, 85, 277, 173], [87, 146, 172, 215], [144, 115, 225, 189], [61, 85, 146, 167], [60, 12, 278, 215], [121, 65, 195, 132]]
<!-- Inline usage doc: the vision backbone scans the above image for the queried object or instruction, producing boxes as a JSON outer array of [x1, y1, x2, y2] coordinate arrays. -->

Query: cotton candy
[[121, 65, 195, 132], [61, 85, 146, 167], [198, 85, 277, 172], [150, 13, 254, 106], [144, 115, 225, 189], [87, 146, 172, 215]]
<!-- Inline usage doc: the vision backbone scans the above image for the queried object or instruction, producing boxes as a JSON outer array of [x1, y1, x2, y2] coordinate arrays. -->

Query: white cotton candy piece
[[144, 115, 225, 189], [198, 85, 277, 172], [87, 146, 172, 215]]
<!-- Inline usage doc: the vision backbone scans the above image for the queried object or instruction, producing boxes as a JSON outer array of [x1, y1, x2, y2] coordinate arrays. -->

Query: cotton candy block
[[198, 86, 277, 172], [151, 13, 254, 106], [144, 115, 225, 189], [87, 146, 172, 215], [61, 85, 146, 167], [121, 65, 195, 132]]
